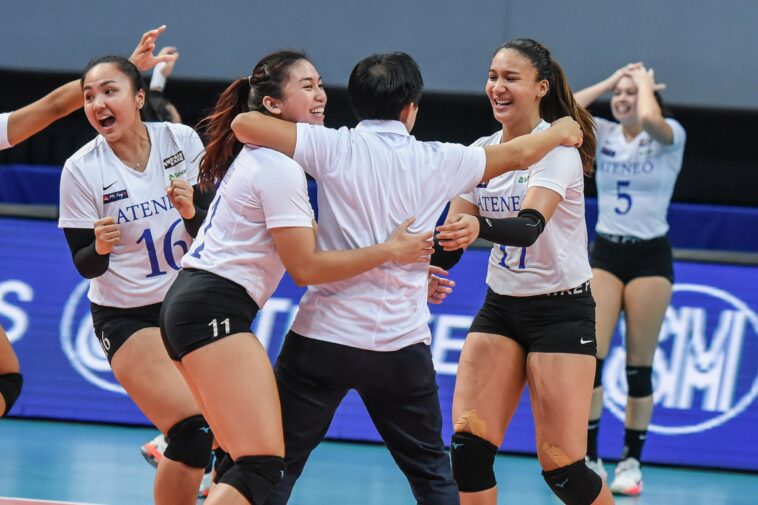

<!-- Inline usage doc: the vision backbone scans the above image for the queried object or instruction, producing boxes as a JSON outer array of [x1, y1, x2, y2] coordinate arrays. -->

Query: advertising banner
[[2, 217, 755, 470]]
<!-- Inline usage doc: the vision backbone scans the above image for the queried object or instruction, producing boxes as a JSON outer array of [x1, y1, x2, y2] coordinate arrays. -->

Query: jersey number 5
[[614, 180, 632, 215]]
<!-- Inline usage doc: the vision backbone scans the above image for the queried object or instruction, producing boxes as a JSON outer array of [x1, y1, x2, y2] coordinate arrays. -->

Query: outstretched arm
[[231, 111, 297, 158], [481, 116, 582, 183], [270, 217, 433, 286], [6, 25, 174, 146]]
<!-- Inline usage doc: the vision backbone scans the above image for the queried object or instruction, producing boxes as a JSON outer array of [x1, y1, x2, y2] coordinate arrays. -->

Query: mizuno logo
[[451, 442, 464, 449], [199, 426, 211, 433], [102, 181, 118, 191], [580, 338, 594, 344], [555, 478, 569, 488]]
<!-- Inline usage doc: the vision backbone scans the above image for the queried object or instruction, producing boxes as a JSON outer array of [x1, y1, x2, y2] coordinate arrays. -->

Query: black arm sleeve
[[181, 184, 216, 238], [62, 228, 110, 279], [477, 208, 546, 247], [430, 240, 465, 270]]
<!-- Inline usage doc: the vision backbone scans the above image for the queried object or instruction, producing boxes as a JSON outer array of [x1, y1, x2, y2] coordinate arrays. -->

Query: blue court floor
[[1, 418, 756, 504]]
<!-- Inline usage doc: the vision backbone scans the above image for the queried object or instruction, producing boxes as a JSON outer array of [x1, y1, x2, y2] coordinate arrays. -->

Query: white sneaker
[[198, 468, 213, 499], [140, 433, 167, 468], [610, 457, 643, 496], [585, 456, 608, 481]]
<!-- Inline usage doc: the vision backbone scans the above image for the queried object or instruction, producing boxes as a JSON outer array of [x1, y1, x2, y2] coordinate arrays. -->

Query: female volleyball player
[[0, 26, 172, 419], [58, 55, 213, 505], [436, 38, 615, 505], [159, 50, 435, 505], [575, 62, 686, 496]]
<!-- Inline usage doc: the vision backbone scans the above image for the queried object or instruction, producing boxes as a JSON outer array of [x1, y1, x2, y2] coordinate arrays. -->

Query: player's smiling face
[[268, 59, 327, 125], [82, 63, 144, 142], [486, 48, 547, 127], [611, 76, 638, 124]]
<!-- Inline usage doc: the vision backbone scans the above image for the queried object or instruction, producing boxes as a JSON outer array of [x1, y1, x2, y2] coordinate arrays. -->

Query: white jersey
[[290, 119, 486, 351], [182, 147, 314, 308], [58, 122, 203, 308], [460, 121, 592, 296], [594, 117, 686, 238], [0, 112, 11, 150]]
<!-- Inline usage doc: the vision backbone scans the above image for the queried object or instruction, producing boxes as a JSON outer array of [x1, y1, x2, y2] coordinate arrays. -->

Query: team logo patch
[[103, 189, 129, 204], [163, 151, 185, 169], [601, 147, 616, 157]]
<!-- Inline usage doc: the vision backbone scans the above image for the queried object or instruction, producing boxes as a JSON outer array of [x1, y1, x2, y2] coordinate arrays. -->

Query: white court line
[[0, 498, 104, 505]]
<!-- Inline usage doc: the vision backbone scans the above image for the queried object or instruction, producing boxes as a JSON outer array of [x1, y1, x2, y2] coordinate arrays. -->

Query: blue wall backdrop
[[2, 216, 756, 471]]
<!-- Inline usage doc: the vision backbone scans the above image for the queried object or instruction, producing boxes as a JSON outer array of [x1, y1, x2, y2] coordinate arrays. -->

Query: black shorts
[[469, 283, 597, 356], [590, 233, 674, 284], [90, 302, 162, 363], [160, 268, 260, 361]]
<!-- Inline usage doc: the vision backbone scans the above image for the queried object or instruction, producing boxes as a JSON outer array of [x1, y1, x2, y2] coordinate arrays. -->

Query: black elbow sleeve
[[431, 241, 464, 270], [477, 208, 546, 247]]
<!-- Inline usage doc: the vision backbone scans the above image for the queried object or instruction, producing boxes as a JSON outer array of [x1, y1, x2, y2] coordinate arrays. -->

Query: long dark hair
[[81, 55, 159, 122], [196, 51, 308, 190], [497, 39, 596, 175]]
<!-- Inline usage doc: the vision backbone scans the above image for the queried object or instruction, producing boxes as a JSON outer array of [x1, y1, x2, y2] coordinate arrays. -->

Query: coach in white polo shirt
[[232, 52, 581, 505]]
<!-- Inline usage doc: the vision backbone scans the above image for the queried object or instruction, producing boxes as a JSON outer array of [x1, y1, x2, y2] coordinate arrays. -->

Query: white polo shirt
[[290, 119, 486, 351], [182, 146, 314, 308], [461, 121, 592, 296], [595, 117, 686, 238], [0, 112, 11, 150], [59, 122, 203, 308]]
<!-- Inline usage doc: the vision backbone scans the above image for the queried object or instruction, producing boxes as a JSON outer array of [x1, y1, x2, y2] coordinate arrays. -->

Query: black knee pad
[[542, 459, 602, 505], [213, 448, 234, 484], [219, 455, 285, 505], [450, 432, 498, 492], [163, 415, 214, 469], [594, 359, 604, 389], [0, 373, 23, 417], [626, 366, 653, 397]]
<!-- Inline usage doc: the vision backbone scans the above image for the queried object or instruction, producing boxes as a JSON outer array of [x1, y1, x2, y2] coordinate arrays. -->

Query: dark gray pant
[[265, 331, 459, 505]]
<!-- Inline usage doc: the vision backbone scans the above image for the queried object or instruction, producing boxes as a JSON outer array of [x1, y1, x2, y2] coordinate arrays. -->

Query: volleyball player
[[435, 38, 614, 505], [159, 50, 435, 505], [574, 63, 686, 496], [0, 26, 172, 419], [230, 51, 582, 505], [58, 55, 213, 505]]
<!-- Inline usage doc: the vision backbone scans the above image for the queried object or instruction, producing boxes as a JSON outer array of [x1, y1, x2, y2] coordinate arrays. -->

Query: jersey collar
[[356, 119, 410, 136]]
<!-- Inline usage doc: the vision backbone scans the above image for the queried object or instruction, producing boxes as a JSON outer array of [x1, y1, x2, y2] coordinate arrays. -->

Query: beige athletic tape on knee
[[541, 442, 573, 468], [454, 409, 487, 438]]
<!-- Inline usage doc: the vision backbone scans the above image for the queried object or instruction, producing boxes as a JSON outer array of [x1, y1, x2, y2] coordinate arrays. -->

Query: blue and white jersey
[[182, 146, 314, 308], [0, 112, 11, 150], [460, 120, 592, 296], [58, 122, 203, 308], [594, 117, 686, 239]]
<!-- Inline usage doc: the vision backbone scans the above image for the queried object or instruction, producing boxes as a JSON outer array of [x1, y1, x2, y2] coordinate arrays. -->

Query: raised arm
[[6, 25, 174, 146], [231, 111, 297, 158], [270, 218, 432, 286], [481, 116, 582, 183], [628, 65, 674, 145], [573, 63, 641, 109]]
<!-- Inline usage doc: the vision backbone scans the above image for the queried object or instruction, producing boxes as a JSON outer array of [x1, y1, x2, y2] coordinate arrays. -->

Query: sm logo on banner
[[604, 284, 758, 435]]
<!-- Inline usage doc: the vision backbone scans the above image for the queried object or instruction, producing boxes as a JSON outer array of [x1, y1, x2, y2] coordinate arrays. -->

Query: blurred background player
[[575, 62, 686, 496]]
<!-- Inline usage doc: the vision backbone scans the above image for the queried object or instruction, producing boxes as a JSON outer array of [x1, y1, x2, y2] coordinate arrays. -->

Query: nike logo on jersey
[[580, 338, 594, 345], [163, 151, 185, 169], [451, 442, 464, 449], [102, 181, 118, 191], [555, 478, 569, 488]]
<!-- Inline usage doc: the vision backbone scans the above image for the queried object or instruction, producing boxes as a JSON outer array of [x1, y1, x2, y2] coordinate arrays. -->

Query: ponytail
[[196, 79, 250, 191], [541, 60, 596, 175]]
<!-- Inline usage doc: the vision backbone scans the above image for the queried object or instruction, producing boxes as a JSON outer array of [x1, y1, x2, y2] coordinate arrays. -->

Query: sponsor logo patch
[[103, 189, 129, 204], [163, 151, 185, 169]]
